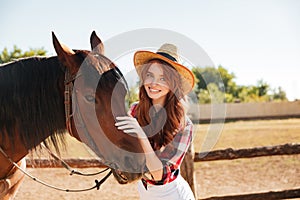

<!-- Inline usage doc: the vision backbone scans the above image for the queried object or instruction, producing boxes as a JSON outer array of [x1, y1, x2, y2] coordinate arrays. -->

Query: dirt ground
[[15, 154, 300, 200]]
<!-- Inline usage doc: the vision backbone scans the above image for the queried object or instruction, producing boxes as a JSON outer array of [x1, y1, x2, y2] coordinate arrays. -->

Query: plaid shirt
[[129, 103, 193, 188]]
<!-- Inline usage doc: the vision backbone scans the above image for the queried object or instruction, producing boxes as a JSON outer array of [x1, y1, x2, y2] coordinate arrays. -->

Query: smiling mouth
[[149, 87, 161, 93]]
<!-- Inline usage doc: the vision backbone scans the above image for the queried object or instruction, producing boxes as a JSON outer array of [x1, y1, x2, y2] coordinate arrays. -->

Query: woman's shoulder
[[182, 114, 192, 125], [130, 101, 139, 107], [128, 101, 139, 117], [177, 115, 193, 133], [130, 101, 139, 111], [185, 115, 193, 125]]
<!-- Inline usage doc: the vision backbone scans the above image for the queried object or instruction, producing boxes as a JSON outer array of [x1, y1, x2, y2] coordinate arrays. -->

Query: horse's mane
[[0, 56, 66, 152]]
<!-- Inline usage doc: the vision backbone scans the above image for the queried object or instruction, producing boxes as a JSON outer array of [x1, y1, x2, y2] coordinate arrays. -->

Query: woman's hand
[[115, 116, 147, 139], [116, 117, 163, 179]]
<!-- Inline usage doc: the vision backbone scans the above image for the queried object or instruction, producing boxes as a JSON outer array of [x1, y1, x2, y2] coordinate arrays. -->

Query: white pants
[[137, 174, 195, 200]]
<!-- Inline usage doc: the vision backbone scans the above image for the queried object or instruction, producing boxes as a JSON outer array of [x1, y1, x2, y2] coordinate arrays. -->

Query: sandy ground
[[14, 154, 300, 200]]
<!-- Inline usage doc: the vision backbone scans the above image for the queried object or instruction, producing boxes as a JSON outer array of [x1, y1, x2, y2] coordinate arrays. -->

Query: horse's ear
[[52, 32, 79, 74], [90, 31, 104, 55]]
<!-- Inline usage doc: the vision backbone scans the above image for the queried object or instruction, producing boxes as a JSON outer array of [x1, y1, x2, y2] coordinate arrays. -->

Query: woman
[[115, 43, 195, 200]]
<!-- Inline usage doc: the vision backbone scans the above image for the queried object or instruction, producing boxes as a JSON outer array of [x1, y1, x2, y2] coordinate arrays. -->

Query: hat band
[[156, 52, 177, 62]]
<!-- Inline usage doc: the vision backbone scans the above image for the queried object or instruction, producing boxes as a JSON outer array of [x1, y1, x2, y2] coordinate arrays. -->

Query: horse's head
[[52, 31, 145, 184]]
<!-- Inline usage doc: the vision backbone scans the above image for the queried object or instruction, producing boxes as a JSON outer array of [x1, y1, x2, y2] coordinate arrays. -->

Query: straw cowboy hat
[[134, 43, 195, 95]]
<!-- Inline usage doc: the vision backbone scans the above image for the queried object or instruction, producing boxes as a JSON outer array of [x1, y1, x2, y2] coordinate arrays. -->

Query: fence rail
[[194, 143, 300, 162], [26, 143, 300, 168]]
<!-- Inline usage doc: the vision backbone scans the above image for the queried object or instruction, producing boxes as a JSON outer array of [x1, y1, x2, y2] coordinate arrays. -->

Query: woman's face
[[143, 62, 170, 105]]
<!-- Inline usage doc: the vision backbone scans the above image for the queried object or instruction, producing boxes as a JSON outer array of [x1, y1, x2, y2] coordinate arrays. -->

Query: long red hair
[[135, 59, 185, 150]]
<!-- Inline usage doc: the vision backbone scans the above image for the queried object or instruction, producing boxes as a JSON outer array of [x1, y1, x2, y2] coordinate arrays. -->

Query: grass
[[193, 118, 300, 152]]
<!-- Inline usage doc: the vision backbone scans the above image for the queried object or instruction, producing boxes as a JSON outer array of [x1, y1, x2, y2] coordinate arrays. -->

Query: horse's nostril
[[118, 172, 128, 181]]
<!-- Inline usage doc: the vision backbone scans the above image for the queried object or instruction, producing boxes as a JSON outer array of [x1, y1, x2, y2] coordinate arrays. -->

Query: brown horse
[[0, 31, 145, 199]]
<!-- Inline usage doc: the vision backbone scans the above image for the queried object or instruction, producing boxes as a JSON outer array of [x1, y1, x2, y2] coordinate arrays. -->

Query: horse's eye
[[85, 95, 95, 102]]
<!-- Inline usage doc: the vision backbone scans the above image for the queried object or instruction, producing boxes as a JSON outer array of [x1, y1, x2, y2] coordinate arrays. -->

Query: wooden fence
[[26, 143, 300, 199], [188, 101, 300, 122]]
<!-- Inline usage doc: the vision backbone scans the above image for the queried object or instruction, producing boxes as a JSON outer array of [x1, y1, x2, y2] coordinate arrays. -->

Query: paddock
[[13, 118, 300, 199]]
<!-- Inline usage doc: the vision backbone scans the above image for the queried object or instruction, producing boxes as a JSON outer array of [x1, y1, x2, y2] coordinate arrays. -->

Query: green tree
[[197, 83, 226, 104], [0, 45, 47, 64], [192, 66, 222, 92], [218, 66, 237, 95], [271, 87, 288, 101], [192, 65, 235, 94], [191, 65, 288, 103], [198, 89, 211, 104], [256, 79, 269, 97], [192, 65, 234, 103], [237, 85, 260, 102]]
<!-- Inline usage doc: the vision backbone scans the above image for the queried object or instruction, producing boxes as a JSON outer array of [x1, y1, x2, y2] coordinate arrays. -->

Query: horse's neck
[[0, 130, 28, 179], [1, 56, 66, 158]]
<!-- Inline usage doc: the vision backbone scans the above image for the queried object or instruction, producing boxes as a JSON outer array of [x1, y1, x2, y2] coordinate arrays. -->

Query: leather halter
[[64, 68, 77, 137], [63, 67, 101, 156]]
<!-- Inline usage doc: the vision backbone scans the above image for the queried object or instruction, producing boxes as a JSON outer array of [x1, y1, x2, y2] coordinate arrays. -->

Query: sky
[[1, 0, 300, 100]]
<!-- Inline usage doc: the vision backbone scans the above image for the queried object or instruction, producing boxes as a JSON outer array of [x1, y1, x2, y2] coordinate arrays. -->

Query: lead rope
[[40, 143, 109, 176], [0, 146, 112, 192]]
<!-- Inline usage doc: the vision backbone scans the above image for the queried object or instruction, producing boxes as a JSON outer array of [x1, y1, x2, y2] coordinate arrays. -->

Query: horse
[[0, 31, 145, 199]]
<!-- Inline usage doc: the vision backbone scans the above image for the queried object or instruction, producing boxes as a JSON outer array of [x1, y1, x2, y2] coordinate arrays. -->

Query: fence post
[[181, 142, 197, 199]]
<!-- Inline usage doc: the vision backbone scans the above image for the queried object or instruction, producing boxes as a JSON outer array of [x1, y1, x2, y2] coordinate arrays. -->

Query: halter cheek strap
[[64, 68, 78, 137], [63, 68, 103, 159]]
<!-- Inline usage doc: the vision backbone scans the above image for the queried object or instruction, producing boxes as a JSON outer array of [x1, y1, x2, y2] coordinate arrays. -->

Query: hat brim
[[134, 51, 195, 95]]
